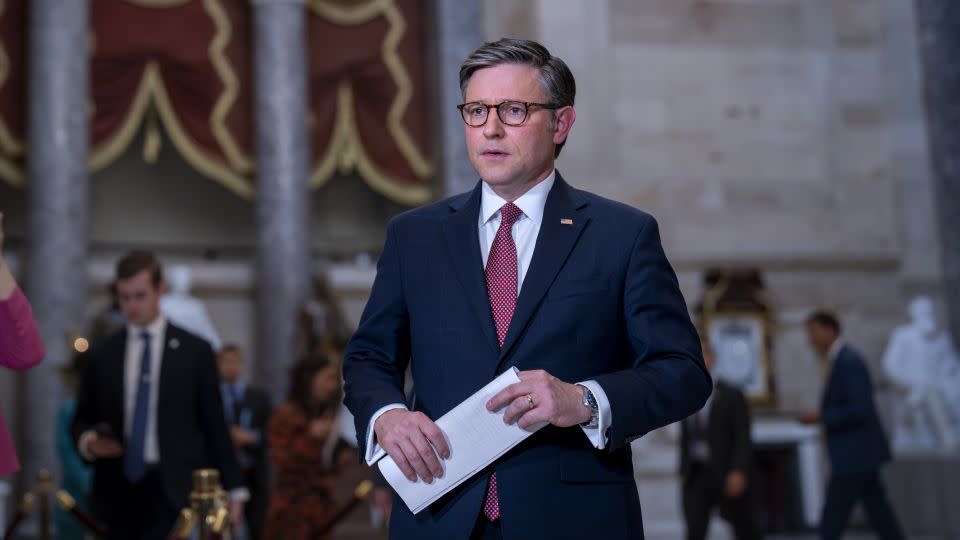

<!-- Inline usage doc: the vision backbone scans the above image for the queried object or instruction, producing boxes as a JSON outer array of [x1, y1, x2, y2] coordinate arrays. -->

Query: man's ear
[[552, 106, 576, 146]]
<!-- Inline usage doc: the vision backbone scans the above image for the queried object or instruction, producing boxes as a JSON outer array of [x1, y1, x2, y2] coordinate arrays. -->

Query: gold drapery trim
[[89, 61, 254, 199], [0, 0, 23, 187], [0, 156, 22, 186], [308, 0, 432, 204], [89, 0, 254, 198], [204, 0, 253, 173], [311, 81, 429, 205], [0, 0, 23, 159]]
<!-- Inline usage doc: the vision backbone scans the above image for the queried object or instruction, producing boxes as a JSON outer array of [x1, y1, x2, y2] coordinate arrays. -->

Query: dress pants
[[106, 468, 180, 540], [819, 469, 904, 540], [682, 462, 761, 540]]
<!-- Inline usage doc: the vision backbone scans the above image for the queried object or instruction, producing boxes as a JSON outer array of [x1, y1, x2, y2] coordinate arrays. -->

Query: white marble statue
[[160, 265, 222, 351], [882, 296, 960, 452]]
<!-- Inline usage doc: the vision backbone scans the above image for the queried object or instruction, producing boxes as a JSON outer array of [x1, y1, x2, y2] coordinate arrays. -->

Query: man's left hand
[[724, 470, 747, 499], [486, 370, 591, 429]]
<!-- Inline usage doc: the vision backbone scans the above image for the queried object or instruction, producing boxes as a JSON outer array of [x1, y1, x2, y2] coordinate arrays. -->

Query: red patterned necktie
[[483, 201, 523, 521]]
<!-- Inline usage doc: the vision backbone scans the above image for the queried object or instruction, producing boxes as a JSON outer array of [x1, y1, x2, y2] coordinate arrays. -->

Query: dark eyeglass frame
[[457, 100, 561, 127]]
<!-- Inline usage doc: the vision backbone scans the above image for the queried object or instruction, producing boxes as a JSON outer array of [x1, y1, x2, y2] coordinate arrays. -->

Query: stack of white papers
[[375, 368, 547, 514]]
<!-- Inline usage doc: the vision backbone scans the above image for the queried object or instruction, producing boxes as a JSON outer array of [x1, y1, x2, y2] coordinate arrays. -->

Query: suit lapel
[[498, 175, 590, 367], [157, 323, 180, 437], [441, 184, 500, 354]]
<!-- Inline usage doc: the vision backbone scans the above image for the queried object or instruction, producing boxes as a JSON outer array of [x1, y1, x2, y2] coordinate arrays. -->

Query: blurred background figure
[[0, 211, 45, 478], [55, 346, 92, 540], [882, 295, 960, 452], [160, 264, 223, 351], [88, 281, 125, 349], [218, 344, 273, 540], [264, 351, 345, 540], [71, 251, 244, 540], [801, 311, 904, 540], [680, 340, 760, 540]]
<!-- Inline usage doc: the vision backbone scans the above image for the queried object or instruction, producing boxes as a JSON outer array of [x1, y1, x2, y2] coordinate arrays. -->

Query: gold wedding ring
[[525, 394, 535, 409]]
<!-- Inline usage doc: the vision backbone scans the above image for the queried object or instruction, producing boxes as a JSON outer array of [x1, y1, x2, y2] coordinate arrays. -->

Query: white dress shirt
[[364, 170, 613, 464]]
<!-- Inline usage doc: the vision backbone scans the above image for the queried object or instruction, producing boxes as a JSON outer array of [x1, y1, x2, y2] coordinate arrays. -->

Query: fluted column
[[435, 0, 484, 196], [915, 0, 960, 343], [252, 0, 311, 402], [21, 0, 90, 490]]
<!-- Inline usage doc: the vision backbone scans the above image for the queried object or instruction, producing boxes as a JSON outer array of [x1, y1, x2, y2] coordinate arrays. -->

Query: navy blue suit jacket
[[820, 344, 891, 475], [344, 174, 711, 539]]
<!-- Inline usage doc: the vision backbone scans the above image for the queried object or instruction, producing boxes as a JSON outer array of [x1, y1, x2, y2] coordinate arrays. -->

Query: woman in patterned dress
[[263, 351, 343, 540]]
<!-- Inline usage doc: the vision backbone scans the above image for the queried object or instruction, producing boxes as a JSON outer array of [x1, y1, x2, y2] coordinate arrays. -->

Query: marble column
[[915, 0, 960, 343], [435, 0, 484, 196], [252, 0, 311, 403], [20, 0, 90, 491]]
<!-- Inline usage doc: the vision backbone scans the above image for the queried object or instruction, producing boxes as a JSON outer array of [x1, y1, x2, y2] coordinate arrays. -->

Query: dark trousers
[[470, 515, 503, 540], [244, 469, 268, 540], [106, 469, 180, 540], [683, 463, 761, 540], [819, 470, 904, 540]]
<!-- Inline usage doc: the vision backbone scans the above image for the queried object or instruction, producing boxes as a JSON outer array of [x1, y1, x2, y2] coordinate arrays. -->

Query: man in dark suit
[[72, 251, 246, 540], [679, 341, 760, 540], [217, 344, 272, 540], [800, 310, 904, 540], [343, 38, 711, 540]]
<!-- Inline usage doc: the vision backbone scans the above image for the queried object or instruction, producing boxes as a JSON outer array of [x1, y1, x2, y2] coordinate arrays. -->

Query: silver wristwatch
[[579, 385, 600, 428]]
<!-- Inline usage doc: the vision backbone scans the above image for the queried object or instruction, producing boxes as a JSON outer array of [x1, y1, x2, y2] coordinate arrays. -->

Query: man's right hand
[[86, 432, 124, 459], [374, 409, 449, 483]]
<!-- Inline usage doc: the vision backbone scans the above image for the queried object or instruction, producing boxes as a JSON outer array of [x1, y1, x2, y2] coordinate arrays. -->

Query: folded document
[[374, 367, 546, 514]]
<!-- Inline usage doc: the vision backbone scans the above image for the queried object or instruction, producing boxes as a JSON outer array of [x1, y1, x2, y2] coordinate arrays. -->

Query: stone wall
[[484, 0, 945, 412]]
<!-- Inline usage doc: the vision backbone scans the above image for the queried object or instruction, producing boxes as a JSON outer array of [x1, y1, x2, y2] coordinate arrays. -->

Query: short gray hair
[[459, 38, 576, 157]]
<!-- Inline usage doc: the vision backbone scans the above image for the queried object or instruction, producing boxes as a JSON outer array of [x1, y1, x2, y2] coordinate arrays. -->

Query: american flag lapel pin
[[560, 218, 573, 225]]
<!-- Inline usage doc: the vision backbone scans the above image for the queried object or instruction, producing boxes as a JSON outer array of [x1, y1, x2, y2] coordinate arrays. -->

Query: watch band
[[579, 385, 600, 428]]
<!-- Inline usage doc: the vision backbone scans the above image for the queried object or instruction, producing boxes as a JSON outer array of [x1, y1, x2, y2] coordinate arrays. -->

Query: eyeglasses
[[457, 100, 560, 127]]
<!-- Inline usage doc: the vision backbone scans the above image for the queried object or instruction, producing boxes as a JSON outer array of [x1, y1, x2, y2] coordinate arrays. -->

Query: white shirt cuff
[[577, 381, 612, 449], [78, 430, 97, 462], [229, 487, 250, 502], [364, 403, 408, 465]]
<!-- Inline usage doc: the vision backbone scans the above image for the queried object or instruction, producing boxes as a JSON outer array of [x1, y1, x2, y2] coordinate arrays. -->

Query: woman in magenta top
[[0, 212, 45, 476]]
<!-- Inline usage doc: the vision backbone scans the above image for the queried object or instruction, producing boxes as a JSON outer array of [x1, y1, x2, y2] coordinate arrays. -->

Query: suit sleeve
[[343, 222, 412, 461], [821, 355, 873, 431], [592, 216, 712, 451], [71, 351, 99, 462], [729, 389, 753, 473], [196, 342, 242, 490]]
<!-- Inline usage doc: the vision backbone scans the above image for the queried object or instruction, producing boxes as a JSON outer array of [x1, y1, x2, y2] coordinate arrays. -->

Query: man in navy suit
[[343, 38, 712, 540], [800, 311, 904, 540], [72, 251, 246, 540]]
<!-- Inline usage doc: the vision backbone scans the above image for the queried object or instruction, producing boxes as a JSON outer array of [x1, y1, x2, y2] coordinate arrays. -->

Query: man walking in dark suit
[[800, 310, 905, 540], [343, 38, 712, 540], [218, 344, 273, 540], [680, 341, 761, 540], [72, 251, 246, 540]]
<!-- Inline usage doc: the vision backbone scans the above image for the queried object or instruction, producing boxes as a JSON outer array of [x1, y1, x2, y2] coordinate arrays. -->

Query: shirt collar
[[479, 169, 556, 228], [128, 314, 167, 341], [827, 338, 844, 363]]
